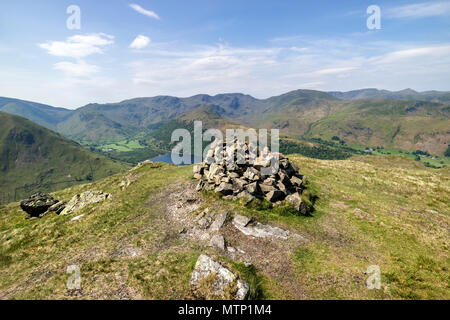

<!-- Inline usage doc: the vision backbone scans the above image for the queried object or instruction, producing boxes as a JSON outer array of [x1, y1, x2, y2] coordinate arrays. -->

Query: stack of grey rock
[[20, 190, 111, 219], [20, 193, 66, 218], [193, 139, 311, 215]]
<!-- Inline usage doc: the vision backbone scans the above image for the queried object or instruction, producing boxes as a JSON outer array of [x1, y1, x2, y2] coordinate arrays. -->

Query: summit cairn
[[193, 138, 313, 215]]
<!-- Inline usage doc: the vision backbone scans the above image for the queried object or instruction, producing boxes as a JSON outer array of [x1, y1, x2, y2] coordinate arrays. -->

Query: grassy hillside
[[56, 110, 139, 144], [57, 91, 449, 157], [329, 88, 450, 104], [3, 92, 449, 157], [238, 90, 339, 137], [56, 94, 262, 144], [305, 99, 450, 155], [0, 97, 73, 131], [0, 112, 129, 203], [0, 154, 448, 299], [86, 104, 249, 165]]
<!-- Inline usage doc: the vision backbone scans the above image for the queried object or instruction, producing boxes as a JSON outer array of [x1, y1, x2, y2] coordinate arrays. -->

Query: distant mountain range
[[0, 97, 72, 131], [0, 111, 127, 201], [328, 88, 450, 104], [1, 88, 449, 156]]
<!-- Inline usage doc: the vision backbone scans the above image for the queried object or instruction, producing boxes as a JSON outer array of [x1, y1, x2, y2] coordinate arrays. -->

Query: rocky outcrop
[[209, 211, 228, 232], [285, 193, 310, 215], [47, 201, 67, 215], [20, 193, 59, 218], [20, 190, 110, 218], [232, 214, 308, 241], [130, 159, 153, 171], [190, 254, 249, 300], [194, 139, 313, 215], [60, 190, 111, 216], [209, 234, 225, 251]]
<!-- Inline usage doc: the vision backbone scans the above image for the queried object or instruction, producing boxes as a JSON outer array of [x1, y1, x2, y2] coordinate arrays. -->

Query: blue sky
[[0, 0, 449, 108]]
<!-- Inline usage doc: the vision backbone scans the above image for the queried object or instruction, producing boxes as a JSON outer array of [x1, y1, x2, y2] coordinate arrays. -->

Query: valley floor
[[0, 155, 448, 299]]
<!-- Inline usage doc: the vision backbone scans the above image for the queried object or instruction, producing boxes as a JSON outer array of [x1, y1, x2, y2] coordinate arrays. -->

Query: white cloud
[[129, 45, 282, 91], [129, 4, 160, 20], [126, 39, 450, 98], [314, 67, 356, 75], [39, 33, 114, 59], [53, 61, 99, 77], [130, 35, 151, 49], [372, 45, 450, 64], [387, 1, 450, 18], [14, 34, 450, 107]]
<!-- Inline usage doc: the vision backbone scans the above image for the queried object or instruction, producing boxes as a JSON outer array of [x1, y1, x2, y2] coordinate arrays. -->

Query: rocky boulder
[[285, 193, 311, 216], [60, 190, 111, 216], [47, 201, 67, 215], [20, 193, 59, 218], [232, 214, 309, 241], [190, 254, 249, 300]]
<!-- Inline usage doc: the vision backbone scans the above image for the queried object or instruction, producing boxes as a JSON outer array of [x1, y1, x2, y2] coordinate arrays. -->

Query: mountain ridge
[[1, 88, 449, 155], [0, 111, 128, 202], [328, 88, 450, 103], [0, 97, 73, 131]]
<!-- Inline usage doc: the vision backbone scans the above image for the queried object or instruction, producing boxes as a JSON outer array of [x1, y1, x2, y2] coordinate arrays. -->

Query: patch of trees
[[102, 147, 163, 165], [423, 162, 445, 169], [280, 140, 361, 160], [413, 150, 431, 157]]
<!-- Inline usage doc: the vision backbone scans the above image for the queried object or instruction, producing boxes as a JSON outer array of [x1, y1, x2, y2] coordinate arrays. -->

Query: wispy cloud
[[314, 67, 356, 75], [39, 33, 114, 59], [30, 33, 450, 106], [39, 33, 113, 78], [53, 61, 99, 77], [371, 45, 450, 64], [126, 38, 450, 98], [130, 35, 151, 49], [129, 3, 160, 20], [386, 1, 450, 19]]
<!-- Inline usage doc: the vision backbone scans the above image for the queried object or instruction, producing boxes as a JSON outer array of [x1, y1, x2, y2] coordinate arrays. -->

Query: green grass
[[348, 145, 450, 168], [91, 140, 146, 152], [304, 99, 450, 156], [0, 112, 129, 203], [0, 154, 449, 299], [0, 162, 198, 299], [198, 154, 449, 299]]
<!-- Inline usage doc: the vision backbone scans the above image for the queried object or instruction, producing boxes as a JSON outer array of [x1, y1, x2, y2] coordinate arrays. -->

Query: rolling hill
[[144, 104, 246, 153], [0, 112, 128, 202], [328, 88, 450, 104], [1, 89, 449, 157], [55, 94, 264, 143], [304, 99, 450, 155], [0, 97, 73, 131]]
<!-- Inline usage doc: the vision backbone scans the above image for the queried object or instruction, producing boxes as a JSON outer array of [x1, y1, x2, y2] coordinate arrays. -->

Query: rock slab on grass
[[232, 214, 308, 241], [61, 190, 111, 216], [209, 234, 225, 251], [209, 211, 228, 232], [47, 201, 67, 215], [191, 254, 249, 300]]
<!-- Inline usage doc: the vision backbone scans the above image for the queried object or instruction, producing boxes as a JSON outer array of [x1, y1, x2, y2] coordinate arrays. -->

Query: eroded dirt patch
[[162, 181, 309, 299]]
